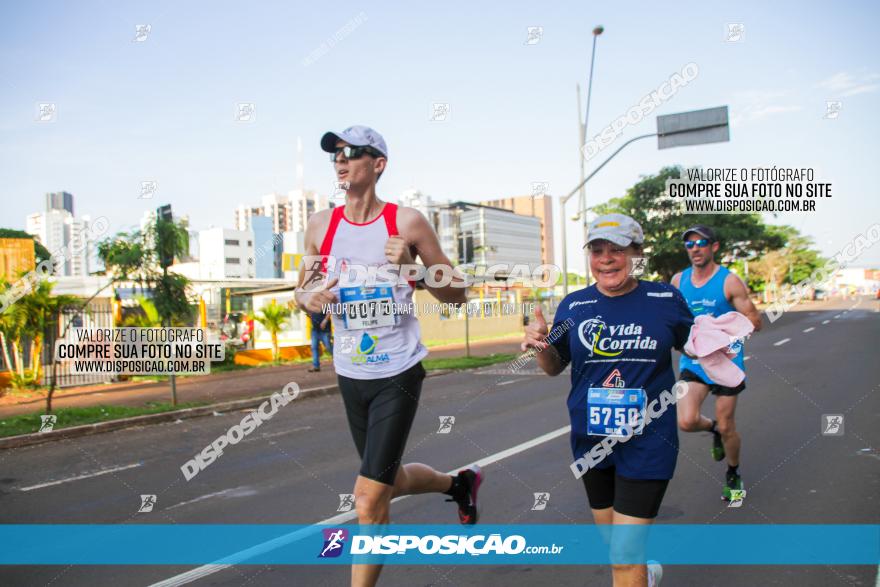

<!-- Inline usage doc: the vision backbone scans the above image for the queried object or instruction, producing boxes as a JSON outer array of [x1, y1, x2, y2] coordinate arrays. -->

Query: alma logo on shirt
[[351, 332, 390, 365]]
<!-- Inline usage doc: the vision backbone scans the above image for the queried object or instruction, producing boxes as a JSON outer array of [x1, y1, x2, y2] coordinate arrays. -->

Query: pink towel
[[684, 312, 754, 387]]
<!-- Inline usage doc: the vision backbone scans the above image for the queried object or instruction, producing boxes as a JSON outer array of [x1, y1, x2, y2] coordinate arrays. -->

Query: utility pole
[[157, 204, 177, 406], [575, 25, 604, 288]]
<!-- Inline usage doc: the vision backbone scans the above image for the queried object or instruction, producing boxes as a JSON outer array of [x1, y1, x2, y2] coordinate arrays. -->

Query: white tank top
[[319, 202, 427, 379]]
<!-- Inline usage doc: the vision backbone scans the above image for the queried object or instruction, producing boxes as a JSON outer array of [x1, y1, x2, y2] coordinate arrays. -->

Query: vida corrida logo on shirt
[[577, 317, 658, 357]]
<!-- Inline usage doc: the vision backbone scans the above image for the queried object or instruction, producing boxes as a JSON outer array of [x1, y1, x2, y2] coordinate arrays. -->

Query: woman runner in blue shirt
[[522, 213, 694, 587]]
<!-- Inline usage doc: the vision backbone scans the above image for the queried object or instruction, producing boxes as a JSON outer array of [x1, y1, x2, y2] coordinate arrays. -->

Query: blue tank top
[[678, 266, 746, 382]]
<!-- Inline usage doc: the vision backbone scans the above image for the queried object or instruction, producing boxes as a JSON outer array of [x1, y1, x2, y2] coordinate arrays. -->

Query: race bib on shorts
[[339, 285, 397, 330], [587, 387, 647, 437]]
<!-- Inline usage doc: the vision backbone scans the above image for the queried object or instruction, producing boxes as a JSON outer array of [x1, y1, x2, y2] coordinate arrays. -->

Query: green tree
[[593, 166, 786, 281], [0, 277, 78, 390], [248, 301, 291, 362], [98, 215, 193, 404], [0, 228, 52, 264], [746, 225, 825, 296], [121, 295, 163, 327], [98, 222, 192, 327], [555, 272, 587, 286]]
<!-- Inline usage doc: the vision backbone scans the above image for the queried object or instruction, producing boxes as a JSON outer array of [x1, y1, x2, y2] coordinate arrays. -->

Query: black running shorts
[[582, 466, 670, 519], [337, 362, 426, 485], [680, 368, 745, 396]]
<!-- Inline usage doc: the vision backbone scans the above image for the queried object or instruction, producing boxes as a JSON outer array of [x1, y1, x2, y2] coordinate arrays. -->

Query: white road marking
[[166, 487, 258, 511], [147, 425, 572, 587], [245, 425, 312, 441], [803, 327, 815, 333], [743, 356, 751, 361], [822, 320, 831, 325], [18, 463, 142, 492], [834, 314, 841, 319], [774, 338, 791, 347], [497, 379, 526, 386]]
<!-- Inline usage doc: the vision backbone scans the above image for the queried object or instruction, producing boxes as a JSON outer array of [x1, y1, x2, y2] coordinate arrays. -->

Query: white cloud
[[730, 89, 802, 126], [817, 72, 880, 98]]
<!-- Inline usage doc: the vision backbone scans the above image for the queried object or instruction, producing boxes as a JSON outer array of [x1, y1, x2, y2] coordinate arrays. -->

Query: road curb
[[0, 368, 460, 451]]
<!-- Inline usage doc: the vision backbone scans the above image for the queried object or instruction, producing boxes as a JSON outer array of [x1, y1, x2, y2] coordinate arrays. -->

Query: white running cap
[[320, 125, 388, 158]]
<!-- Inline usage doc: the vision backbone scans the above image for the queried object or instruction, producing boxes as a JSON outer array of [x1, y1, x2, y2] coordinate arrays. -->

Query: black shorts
[[680, 368, 745, 397], [337, 362, 426, 485], [582, 466, 669, 519]]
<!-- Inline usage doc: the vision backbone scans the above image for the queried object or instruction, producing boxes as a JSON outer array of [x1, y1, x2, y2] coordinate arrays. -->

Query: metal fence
[[41, 301, 117, 388]]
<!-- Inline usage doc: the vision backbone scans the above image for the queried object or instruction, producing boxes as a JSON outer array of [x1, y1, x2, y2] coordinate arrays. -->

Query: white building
[[198, 227, 256, 279], [66, 216, 92, 277], [25, 208, 92, 276], [832, 267, 880, 293], [234, 204, 263, 232], [458, 205, 542, 271], [26, 209, 66, 256], [235, 190, 329, 236], [262, 193, 290, 233], [288, 189, 329, 233], [400, 188, 433, 218]]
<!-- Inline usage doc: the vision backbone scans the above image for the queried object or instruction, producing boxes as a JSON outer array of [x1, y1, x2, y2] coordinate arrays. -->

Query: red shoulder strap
[[382, 203, 418, 290], [319, 206, 345, 272], [382, 202, 399, 236]]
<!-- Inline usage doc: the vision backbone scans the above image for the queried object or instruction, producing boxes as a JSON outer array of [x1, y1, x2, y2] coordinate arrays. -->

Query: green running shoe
[[722, 471, 743, 501], [711, 422, 725, 462]]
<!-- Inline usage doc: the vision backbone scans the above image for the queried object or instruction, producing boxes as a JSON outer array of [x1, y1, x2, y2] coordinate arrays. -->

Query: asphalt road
[[1, 296, 877, 586]]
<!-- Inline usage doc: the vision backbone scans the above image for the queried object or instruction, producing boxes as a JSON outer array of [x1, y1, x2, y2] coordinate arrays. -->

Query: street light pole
[[577, 25, 604, 288], [561, 105, 731, 297], [562, 133, 658, 296]]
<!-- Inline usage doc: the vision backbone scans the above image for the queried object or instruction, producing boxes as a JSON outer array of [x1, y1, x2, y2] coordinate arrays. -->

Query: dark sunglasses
[[329, 145, 384, 162], [684, 239, 710, 249]]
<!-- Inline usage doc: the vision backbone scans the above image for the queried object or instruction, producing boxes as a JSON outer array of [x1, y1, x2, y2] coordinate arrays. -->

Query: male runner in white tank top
[[295, 126, 482, 587]]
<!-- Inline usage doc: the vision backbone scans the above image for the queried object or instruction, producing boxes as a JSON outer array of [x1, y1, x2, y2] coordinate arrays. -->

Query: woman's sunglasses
[[684, 239, 711, 249], [329, 145, 384, 162]]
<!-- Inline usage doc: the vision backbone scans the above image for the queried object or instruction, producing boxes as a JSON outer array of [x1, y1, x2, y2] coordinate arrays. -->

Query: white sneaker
[[647, 560, 663, 587]]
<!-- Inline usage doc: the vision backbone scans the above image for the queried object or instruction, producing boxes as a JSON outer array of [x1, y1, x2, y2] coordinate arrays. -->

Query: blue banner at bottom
[[0, 524, 877, 565]]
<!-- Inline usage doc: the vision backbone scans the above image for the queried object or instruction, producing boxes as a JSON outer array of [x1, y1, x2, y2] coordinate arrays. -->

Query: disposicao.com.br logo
[[319, 529, 563, 557], [318, 528, 349, 558]]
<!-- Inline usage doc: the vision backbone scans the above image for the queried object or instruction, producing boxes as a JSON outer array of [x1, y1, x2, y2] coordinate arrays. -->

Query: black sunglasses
[[684, 239, 711, 249], [329, 145, 384, 162]]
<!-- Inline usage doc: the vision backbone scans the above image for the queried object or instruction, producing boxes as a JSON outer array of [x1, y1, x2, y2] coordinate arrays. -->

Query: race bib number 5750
[[587, 387, 646, 437]]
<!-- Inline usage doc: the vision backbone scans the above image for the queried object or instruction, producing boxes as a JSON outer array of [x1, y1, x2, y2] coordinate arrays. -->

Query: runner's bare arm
[[294, 210, 337, 313], [396, 207, 467, 305], [725, 273, 762, 331], [670, 272, 682, 289]]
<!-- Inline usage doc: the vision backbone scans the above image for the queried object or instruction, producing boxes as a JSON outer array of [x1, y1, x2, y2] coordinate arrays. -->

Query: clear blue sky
[[2, 0, 878, 270]]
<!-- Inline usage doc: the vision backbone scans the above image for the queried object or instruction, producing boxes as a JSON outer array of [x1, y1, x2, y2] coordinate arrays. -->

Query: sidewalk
[[0, 336, 523, 418]]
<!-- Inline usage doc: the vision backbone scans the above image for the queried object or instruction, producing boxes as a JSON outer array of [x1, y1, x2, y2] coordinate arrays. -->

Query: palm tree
[[20, 280, 79, 386], [0, 278, 78, 388], [0, 281, 26, 381], [248, 301, 291, 362]]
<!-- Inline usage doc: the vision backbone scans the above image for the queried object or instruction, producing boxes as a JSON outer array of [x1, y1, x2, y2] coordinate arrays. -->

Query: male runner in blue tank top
[[671, 225, 762, 500], [295, 125, 479, 587]]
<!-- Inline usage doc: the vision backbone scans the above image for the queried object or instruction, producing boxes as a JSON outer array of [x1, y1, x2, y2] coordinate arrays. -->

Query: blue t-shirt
[[550, 281, 694, 480], [677, 266, 746, 383]]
